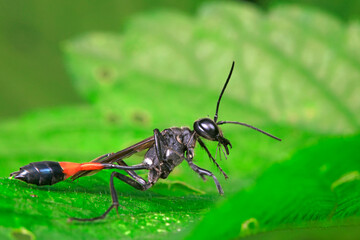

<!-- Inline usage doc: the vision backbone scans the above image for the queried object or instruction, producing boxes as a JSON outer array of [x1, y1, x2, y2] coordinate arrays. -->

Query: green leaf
[[1, 174, 216, 240], [186, 135, 360, 239], [1, 2, 359, 240]]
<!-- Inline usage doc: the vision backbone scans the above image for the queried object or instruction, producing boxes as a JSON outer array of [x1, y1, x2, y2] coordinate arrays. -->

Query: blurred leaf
[[258, 0, 360, 22], [0, 0, 212, 118], [64, 3, 360, 134], [240, 223, 360, 240], [186, 134, 360, 239], [0, 2, 359, 240]]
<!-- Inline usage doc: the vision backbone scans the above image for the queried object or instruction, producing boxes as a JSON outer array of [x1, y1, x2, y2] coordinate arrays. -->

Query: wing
[[71, 136, 155, 180]]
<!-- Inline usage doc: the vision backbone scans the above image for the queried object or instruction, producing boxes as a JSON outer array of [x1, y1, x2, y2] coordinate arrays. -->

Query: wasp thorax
[[193, 118, 220, 141]]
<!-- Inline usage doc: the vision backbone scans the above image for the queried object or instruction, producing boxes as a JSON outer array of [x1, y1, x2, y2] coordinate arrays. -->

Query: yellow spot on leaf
[[11, 227, 35, 240], [241, 217, 259, 235], [331, 171, 360, 191]]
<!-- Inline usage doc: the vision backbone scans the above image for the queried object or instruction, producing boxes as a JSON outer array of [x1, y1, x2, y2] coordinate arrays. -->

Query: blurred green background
[[1, 0, 359, 119], [0, 0, 212, 119], [1, 0, 360, 240]]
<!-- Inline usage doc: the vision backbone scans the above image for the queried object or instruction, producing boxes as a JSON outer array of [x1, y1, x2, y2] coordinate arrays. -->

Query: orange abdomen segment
[[59, 162, 104, 179]]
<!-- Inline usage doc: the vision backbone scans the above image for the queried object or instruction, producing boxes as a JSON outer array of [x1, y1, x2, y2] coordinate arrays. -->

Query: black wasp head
[[193, 118, 219, 141], [193, 118, 232, 154]]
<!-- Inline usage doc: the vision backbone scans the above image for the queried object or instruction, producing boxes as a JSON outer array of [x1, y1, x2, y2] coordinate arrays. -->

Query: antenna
[[217, 121, 282, 141], [214, 61, 235, 123]]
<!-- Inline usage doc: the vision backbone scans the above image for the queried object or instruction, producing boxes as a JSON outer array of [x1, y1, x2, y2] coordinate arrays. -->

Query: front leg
[[197, 138, 228, 179], [153, 129, 166, 167], [186, 158, 224, 195]]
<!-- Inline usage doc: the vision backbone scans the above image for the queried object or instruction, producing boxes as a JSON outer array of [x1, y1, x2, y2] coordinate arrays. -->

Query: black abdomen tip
[[10, 161, 64, 186]]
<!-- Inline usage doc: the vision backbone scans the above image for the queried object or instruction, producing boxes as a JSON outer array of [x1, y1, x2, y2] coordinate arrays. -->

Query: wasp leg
[[69, 170, 151, 222], [95, 153, 147, 183], [186, 159, 224, 195], [197, 138, 228, 179], [153, 128, 166, 166], [148, 128, 167, 184], [101, 163, 149, 171], [116, 159, 147, 186]]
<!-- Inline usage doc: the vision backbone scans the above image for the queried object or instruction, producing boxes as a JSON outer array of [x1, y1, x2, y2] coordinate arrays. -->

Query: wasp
[[10, 62, 281, 221]]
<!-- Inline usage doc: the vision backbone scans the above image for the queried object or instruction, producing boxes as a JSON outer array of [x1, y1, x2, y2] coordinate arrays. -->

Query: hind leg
[[69, 170, 152, 222]]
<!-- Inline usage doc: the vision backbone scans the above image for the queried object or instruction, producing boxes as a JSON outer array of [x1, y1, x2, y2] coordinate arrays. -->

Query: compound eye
[[194, 118, 219, 140]]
